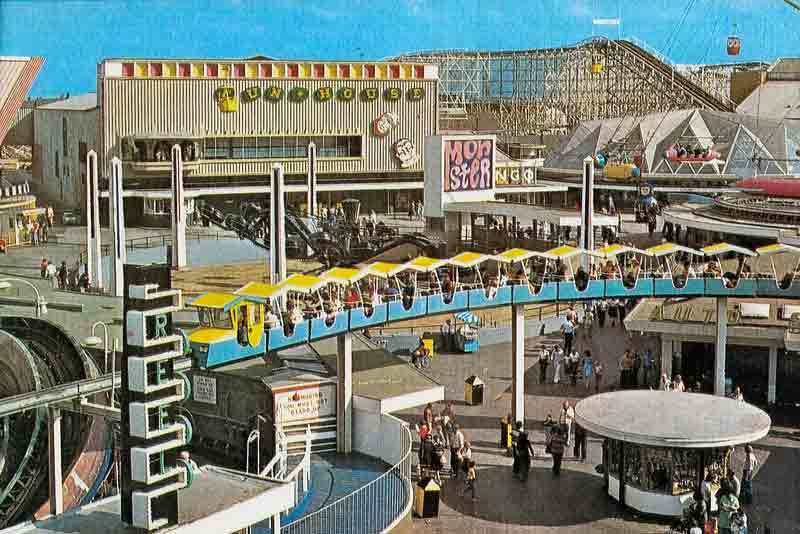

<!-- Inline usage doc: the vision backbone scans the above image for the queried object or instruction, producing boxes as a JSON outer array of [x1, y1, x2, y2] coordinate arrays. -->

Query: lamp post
[[0, 278, 47, 317], [83, 321, 117, 407], [246, 429, 260, 475]]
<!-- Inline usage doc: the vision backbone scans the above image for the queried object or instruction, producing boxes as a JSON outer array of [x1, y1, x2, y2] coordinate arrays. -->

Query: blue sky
[[1, 0, 798, 96]]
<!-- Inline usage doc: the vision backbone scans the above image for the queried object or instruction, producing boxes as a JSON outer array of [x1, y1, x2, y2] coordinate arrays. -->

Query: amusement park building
[[96, 58, 440, 224], [545, 108, 800, 178]]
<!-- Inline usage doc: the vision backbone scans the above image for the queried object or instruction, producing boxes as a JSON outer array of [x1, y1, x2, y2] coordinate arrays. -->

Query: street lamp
[[246, 430, 260, 475], [0, 278, 48, 317], [83, 321, 118, 407]]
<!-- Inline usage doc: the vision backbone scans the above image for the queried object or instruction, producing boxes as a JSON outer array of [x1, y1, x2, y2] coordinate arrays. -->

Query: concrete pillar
[[581, 156, 594, 268], [271, 513, 281, 534], [109, 157, 126, 297], [85, 150, 102, 290], [47, 407, 63, 516], [768, 346, 778, 405], [269, 164, 287, 286], [511, 304, 525, 425], [170, 145, 187, 269], [306, 142, 317, 218], [660, 337, 673, 381], [336, 331, 353, 453], [715, 297, 728, 396]]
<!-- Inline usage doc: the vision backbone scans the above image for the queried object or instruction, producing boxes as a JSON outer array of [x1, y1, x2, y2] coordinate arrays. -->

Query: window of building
[[202, 135, 360, 161], [55, 151, 59, 178], [204, 138, 231, 160], [144, 198, 171, 215], [78, 142, 88, 164], [62, 117, 68, 157]]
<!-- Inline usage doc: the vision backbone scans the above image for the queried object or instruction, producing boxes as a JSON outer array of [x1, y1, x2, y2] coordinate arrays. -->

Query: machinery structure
[[395, 38, 744, 139]]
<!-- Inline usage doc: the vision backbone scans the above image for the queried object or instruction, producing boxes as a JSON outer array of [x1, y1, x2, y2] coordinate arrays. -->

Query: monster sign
[[443, 138, 494, 192]]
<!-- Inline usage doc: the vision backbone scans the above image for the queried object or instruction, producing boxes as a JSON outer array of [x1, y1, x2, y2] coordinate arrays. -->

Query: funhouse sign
[[443, 138, 494, 193]]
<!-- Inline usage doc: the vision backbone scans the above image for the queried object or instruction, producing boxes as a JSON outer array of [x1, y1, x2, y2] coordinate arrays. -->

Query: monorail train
[[736, 176, 800, 198], [185, 243, 800, 370]]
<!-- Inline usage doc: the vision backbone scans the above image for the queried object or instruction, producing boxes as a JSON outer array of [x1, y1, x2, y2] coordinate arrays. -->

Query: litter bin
[[413, 477, 440, 518], [499, 414, 513, 450], [464, 375, 484, 406], [421, 333, 434, 359]]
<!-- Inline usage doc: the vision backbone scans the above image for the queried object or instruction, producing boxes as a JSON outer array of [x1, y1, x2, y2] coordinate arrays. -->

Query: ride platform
[[3, 467, 292, 534]]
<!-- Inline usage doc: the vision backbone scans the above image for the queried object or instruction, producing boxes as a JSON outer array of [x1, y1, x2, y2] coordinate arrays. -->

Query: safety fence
[[282, 416, 413, 534]]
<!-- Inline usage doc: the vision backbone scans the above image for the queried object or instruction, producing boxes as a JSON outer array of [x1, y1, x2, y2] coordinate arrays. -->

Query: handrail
[[283, 418, 413, 534]]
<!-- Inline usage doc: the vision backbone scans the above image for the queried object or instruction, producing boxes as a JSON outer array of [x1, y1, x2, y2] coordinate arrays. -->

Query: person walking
[[462, 460, 477, 501], [57, 261, 68, 290], [552, 345, 564, 384], [642, 349, 654, 388], [632, 351, 642, 388], [702, 472, 718, 516], [724, 468, 741, 499], [597, 299, 608, 328], [561, 315, 575, 357], [450, 424, 465, 479], [672, 374, 686, 392], [740, 444, 758, 505], [549, 426, 566, 476], [660, 372, 672, 391], [40, 258, 48, 279], [619, 349, 633, 389], [46, 260, 57, 289], [594, 362, 604, 393], [573, 423, 587, 462], [559, 400, 575, 446], [511, 421, 523, 478], [538, 347, 550, 384], [582, 350, 594, 390], [516, 431, 534, 482]]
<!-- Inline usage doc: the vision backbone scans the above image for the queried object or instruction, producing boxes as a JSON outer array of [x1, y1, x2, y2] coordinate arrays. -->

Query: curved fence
[[283, 417, 413, 534]]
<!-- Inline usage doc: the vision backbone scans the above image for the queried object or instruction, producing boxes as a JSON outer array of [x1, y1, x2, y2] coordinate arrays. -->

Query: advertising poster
[[443, 138, 494, 193]]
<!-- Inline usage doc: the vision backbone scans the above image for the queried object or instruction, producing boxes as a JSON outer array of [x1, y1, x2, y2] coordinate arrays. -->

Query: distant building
[[96, 58, 439, 225], [32, 93, 98, 210]]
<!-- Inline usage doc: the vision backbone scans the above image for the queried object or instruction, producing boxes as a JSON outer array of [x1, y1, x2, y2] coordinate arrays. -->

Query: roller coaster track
[[613, 40, 735, 112], [0, 318, 104, 527]]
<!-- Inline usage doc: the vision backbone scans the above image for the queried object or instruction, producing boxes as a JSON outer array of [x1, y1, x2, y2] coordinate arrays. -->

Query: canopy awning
[[364, 261, 405, 279], [404, 256, 446, 273], [189, 292, 242, 311], [702, 243, 756, 257], [282, 274, 326, 294], [542, 245, 592, 260], [756, 243, 800, 256], [448, 252, 490, 268], [455, 311, 481, 325], [321, 267, 367, 284], [492, 248, 543, 263], [594, 244, 649, 259], [645, 242, 703, 257], [235, 282, 284, 302]]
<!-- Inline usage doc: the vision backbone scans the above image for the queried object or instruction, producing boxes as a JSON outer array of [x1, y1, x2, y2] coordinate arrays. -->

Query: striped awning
[[455, 311, 480, 325], [0, 56, 44, 145]]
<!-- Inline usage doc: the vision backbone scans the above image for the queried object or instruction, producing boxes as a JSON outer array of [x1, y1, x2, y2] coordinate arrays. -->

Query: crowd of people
[[39, 258, 90, 292], [20, 207, 55, 246]]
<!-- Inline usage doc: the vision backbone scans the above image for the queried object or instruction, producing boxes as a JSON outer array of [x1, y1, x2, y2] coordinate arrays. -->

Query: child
[[462, 460, 477, 501]]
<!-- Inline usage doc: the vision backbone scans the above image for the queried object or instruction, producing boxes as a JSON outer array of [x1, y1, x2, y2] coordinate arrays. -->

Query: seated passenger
[[402, 279, 415, 309], [344, 286, 360, 308], [623, 258, 640, 288], [428, 272, 440, 294], [722, 256, 747, 288], [498, 269, 508, 287], [442, 274, 455, 302], [289, 302, 304, 325], [324, 303, 337, 326], [779, 269, 797, 290], [264, 305, 279, 328], [602, 260, 616, 280], [486, 278, 499, 299], [574, 266, 589, 291], [237, 312, 249, 347]]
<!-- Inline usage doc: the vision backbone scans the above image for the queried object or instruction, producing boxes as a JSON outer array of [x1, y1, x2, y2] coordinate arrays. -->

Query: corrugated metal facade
[[0, 57, 44, 145], [99, 70, 438, 180]]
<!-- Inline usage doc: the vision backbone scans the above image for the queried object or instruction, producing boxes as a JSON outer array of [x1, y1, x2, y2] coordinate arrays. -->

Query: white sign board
[[193, 375, 217, 405], [273, 383, 336, 425]]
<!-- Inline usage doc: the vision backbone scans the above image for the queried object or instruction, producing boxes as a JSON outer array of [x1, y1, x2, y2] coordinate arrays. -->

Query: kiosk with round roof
[[575, 391, 771, 518]]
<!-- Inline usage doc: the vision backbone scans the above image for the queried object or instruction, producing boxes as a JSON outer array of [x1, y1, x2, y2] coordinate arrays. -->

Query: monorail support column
[[306, 142, 317, 257], [47, 407, 64, 516], [768, 345, 777, 405], [660, 337, 673, 381], [581, 156, 594, 270], [85, 150, 102, 291], [270, 164, 287, 287], [511, 304, 525, 425], [337, 331, 353, 453], [109, 157, 126, 297], [170, 145, 187, 270], [714, 297, 728, 396]]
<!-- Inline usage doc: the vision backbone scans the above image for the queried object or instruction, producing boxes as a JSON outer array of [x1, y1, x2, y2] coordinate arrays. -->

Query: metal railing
[[283, 421, 413, 534], [261, 428, 289, 479]]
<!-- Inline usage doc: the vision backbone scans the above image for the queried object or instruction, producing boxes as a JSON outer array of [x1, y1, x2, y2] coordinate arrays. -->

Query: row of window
[[203, 135, 363, 160]]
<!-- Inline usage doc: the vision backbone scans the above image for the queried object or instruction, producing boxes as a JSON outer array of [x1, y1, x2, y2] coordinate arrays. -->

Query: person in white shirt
[[559, 401, 575, 446], [264, 306, 279, 329], [552, 346, 564, 384], [740, 444, 758, 505], [660, 373, 672, 391], [672, 374, 686, 392], [451, 424, 465, 479], [46, 261, 58, 288]]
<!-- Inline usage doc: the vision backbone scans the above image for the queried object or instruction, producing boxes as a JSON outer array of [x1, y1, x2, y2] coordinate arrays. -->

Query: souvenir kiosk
[[575, 391, 770, 518]]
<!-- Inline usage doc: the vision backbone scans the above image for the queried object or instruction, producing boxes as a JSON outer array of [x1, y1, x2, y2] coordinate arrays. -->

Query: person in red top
[[343, 286, 360, 309]]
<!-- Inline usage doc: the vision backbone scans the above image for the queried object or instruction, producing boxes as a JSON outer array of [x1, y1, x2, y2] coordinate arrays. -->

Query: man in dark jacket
[[550, 426, 566, 476]]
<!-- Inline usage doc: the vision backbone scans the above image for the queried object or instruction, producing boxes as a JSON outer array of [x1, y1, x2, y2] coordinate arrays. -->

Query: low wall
[[353, 409, 407, 466]]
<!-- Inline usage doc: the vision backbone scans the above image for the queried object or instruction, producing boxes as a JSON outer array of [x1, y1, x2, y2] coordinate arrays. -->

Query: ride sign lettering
[[443, 139, 494, 193]]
